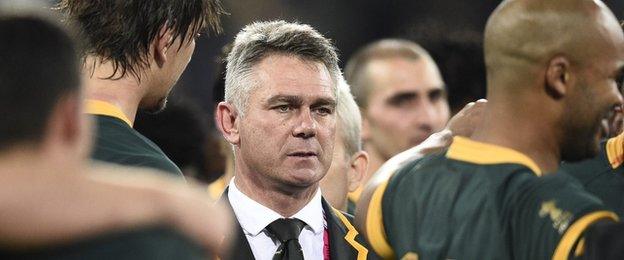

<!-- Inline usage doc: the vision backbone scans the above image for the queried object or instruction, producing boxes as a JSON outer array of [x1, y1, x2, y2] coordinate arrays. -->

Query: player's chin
[[284, 169, 325, 188]]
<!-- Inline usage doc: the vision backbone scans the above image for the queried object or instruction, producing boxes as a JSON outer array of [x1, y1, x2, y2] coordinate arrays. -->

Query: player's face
[[561, 13, 624, 161], [363, 57, 450, 160], [237, 54, 336, 190], [320, 133, 350, 210], [142, 34, 196, 113]]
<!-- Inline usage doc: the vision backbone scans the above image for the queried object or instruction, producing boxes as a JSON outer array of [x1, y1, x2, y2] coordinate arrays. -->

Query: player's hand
[[445, 99, 487, 138]]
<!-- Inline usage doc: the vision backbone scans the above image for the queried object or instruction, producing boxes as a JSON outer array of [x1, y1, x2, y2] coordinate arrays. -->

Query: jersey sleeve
[[506, 173, 618, 260]]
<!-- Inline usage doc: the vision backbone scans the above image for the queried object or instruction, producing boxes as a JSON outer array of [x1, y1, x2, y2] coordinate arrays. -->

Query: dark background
[[47, 0, 624, 119], [177, 0, 624, 119]]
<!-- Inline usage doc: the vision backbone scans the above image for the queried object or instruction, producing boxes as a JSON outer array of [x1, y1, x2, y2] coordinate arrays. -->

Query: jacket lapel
[[323, 198, 372, 260], [218, 187, 255, 260], [324, 198, 355, 259]]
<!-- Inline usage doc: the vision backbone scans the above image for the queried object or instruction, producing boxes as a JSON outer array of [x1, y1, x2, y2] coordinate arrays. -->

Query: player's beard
[[561, 114, 602, 162], [560, 87, 604, 162]]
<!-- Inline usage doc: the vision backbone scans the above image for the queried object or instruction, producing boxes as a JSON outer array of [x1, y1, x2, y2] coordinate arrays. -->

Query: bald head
[[484, 0, 624, 94], [483, 0, 624, 163]]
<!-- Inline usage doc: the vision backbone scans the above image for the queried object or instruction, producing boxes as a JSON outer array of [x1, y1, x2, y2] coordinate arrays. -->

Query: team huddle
[[0, 0, 624, 259]]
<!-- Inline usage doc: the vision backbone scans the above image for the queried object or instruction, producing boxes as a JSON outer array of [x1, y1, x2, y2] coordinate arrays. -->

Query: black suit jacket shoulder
[[218, 188, 374, 260]]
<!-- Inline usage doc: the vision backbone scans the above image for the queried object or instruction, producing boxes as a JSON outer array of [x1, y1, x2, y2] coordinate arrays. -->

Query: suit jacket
[[218, 187, 373, 260]]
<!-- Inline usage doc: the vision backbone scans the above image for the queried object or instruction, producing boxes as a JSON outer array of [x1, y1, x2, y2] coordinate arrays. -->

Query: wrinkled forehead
[[251, 54, 336, 99]]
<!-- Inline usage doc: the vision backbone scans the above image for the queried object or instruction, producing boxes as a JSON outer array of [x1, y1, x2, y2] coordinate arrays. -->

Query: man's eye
[[429, 89, 445, 102], [314, 107, 333, 116], [388, 94, 416, 107], [275, 105, 290, 113]]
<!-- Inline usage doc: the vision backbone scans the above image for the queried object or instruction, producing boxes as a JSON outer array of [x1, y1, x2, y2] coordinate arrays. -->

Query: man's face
[[363, 57, 450, 160], [561, 14, 624, 161], [142, 36, 196, 113], [236, 54, 336, 190]]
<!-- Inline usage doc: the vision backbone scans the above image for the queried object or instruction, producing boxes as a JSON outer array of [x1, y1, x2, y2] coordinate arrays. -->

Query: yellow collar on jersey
[[347, 185, 363, 204], [85, 99, 133, 127], [207, 176, 228, 199], [446, 136, 542, 176], [606, 133, 624, 169]]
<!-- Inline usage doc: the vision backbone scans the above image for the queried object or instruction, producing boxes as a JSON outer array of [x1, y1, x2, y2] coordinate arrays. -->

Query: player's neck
[[471, 103, 561, 174], [82, 56, 148, 125], [233, 167, 319, 217]]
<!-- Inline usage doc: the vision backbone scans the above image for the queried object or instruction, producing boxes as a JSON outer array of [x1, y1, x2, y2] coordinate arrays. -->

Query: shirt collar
[[228, 178, 325, 236], [85, 99, 133, 127], [446, 136, 542, 176], [606, 133, 624, 169]]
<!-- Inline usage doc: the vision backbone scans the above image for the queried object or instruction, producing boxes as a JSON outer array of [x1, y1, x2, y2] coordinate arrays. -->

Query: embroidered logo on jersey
[[539, 200, 573, 234]]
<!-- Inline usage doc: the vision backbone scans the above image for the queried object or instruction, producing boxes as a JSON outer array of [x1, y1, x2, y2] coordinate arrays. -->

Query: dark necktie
[[266, 218, 306, 260]]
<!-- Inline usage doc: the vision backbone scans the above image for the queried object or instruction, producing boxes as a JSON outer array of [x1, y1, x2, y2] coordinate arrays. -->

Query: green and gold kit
[[561, 133, 624, 217], [87, 100, 183, 177], [364, 137, 617, 260]]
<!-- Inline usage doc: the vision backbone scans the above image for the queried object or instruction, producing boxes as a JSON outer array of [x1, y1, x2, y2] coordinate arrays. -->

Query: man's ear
[[545, 56, 572, 99], [154, 25, 174, 67], [347, 150, 369, 192], [215, 102, 240, 145]]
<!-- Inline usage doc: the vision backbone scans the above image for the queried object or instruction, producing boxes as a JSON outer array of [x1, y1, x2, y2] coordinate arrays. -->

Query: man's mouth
[[287, 152, 318, 157]]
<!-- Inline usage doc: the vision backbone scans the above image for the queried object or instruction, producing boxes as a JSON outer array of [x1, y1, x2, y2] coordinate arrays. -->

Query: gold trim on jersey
[[348, 186, 363, 204], [366, 179, 395, 259], [207, 176, 227, 199], [85, 99, 133, 127], [333, 208, 369, 260], [446, 136, 543, 176], [574, 238, 585, 257], [552, 211, 618, 260], [606, 133, 624, 169]]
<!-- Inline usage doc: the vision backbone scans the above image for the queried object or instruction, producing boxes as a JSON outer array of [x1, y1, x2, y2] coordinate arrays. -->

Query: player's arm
[[0, 162, 232, 254]]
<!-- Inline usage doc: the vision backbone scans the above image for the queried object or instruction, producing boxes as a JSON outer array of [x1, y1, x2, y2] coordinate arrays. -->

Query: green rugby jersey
[[0, 226, 207, 259], [87, 100, 183, 177], [561, 133, 624, 217], [364, 137, 617, 260]]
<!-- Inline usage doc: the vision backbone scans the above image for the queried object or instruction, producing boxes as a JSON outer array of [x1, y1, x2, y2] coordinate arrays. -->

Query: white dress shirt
[[228, 179, 325, 260]]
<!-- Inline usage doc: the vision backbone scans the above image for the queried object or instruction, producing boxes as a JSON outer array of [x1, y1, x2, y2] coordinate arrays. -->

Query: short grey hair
[[336, 77, 362, 157], [344, 38, 433, 109], [225, 20, 340, 115]]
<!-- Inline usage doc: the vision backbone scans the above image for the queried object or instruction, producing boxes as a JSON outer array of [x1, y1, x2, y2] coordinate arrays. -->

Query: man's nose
[[292, 109, 317, 139]]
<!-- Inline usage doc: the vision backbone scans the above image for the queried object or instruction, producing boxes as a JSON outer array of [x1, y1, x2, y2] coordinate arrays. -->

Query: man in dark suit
[[215, 20, 371, 259]]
